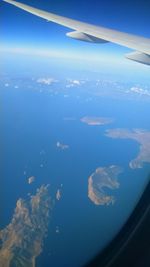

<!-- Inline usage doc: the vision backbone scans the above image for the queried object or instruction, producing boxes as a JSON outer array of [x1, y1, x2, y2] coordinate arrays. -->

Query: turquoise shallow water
[[1, 60, 150, 266]]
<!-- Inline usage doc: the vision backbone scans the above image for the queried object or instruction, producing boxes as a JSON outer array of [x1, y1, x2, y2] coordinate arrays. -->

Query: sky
[[1, 0, 150, 65]]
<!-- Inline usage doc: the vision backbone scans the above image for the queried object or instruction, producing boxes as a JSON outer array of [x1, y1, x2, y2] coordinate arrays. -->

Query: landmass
[[56, 189, 61, 201], [28, 176, 35, 184], [56, 141, 69, 150], [81, 116, 114, 126], [55, 226, 60, 234], [0, 185, 52, 267], [105, 128, 150, 169], [88, 165, 121, 205]]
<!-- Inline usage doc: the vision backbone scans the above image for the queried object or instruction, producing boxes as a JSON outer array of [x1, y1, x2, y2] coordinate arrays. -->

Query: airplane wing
[[3, 0, 150, 65]]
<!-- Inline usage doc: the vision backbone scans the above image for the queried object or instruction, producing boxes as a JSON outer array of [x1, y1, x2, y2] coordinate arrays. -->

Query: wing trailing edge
[[126, 51, 150, 66], [66, 31, 109, 43], [3, 0, 150, 66]]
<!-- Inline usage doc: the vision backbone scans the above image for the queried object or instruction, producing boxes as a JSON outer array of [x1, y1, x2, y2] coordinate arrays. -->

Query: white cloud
[[72, 80, 81, 85], [66, 79, 82, 88], [37, 78, 57, 85], [129, 87, 150, 96], [4, 83, 9, 87]]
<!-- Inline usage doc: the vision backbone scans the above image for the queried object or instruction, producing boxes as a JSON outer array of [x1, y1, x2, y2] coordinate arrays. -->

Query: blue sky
[[1, 0, 150, 65]]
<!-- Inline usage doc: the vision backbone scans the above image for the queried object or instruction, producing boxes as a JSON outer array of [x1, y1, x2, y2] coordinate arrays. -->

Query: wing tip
[[126, 51, 150, 66]]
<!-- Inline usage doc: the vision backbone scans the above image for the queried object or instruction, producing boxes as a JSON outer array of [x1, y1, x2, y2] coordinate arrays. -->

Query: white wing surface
[[3, 0, 150, 65]]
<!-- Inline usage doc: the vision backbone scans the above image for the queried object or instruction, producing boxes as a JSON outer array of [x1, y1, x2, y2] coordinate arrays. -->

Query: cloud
[[0, 185, 52, 267], [127, 87, 150, 97], [4, 83, 9, 87], [88, 165, 121, 206], [72, 80, 81, 85], [66, 79, 82, 88], [37, 78, 57, 85]]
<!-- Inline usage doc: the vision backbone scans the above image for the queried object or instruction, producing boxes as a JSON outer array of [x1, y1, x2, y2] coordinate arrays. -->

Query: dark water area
[[1, 80, 150, 267], [1, 68, 150, 266]]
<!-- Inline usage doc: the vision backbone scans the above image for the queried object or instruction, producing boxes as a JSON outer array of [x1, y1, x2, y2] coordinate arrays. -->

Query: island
[[56, 141, 69, 150], [28, 176, 35, 184], [105, 128, 150, 169], [80, 116, 114, 126], [0, 185, 52, 267], [88, 165, 121, 206], [56, 189, 61, 201]]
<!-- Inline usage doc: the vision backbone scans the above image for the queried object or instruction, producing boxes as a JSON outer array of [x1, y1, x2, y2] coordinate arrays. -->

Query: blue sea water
[[1, 55, 150, 267]]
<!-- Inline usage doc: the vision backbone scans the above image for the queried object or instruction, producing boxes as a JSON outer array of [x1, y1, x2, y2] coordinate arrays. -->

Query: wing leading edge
[[3, 0, 150, 65]]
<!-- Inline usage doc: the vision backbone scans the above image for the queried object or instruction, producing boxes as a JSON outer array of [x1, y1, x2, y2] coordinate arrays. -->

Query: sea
[[1, 54, 150, 267]]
